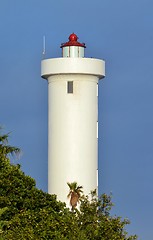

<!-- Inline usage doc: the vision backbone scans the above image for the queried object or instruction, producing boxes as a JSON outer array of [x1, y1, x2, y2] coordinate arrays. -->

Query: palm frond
[[0, 134, 8, 143], [0, 132, 20, 158]]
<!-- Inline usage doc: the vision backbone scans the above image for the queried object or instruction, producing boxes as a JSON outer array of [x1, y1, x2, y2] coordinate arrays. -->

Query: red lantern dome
[[61, 33, 86, 48]]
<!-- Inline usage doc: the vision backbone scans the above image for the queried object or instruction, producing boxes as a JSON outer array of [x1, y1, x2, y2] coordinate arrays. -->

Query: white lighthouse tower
[[41, 33, 105, 205]]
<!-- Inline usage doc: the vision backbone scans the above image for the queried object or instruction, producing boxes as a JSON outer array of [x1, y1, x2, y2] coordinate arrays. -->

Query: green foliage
[[0, 132, 137, 239]]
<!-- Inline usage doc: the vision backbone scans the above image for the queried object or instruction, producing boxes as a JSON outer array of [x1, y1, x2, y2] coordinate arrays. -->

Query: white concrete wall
[[48, 74, 98, 205]]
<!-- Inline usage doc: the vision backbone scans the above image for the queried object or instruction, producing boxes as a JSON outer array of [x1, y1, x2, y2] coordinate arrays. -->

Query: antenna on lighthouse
[[42, 35, 46, 58]]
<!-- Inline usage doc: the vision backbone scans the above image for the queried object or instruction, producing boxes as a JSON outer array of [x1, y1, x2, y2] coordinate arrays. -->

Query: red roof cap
[[60, 33, 86, 48]]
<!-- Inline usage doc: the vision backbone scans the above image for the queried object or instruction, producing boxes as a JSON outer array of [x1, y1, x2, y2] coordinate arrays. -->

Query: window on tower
[[67, 81, 73, 93]]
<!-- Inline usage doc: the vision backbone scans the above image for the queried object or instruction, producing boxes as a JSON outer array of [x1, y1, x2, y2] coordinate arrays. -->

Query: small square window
[[67, 81, 73, 93]]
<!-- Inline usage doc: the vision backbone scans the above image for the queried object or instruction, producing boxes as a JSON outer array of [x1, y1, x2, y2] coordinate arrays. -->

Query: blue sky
[[0, 1, 153, 239]]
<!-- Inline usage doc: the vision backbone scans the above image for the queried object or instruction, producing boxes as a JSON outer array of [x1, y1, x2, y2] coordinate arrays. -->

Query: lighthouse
[[41, 33, 105, 205]]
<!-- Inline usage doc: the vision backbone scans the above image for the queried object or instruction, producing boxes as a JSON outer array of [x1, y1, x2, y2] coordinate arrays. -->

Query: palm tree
[[0, 132, 20, 158], [67, 182, 83, 211]]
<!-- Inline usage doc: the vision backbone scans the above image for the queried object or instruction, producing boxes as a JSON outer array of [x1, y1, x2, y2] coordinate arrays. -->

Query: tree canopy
[[0, 132, 137, 239]]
